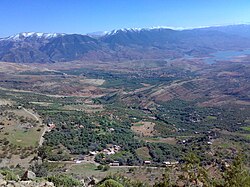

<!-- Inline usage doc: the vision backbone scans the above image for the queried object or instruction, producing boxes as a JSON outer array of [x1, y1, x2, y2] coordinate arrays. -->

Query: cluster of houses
[[178, 130, 218, 146], [143, 160, 179, 167], [103, 145, 121, 155], [73, 124, 84, 129], [74, 143, 180, 167], [47, 122, 56, 132], [109, 161, 120, 166], [108, 160, 180, 167], [163, 161, 179, 166], [89, 145, 121, 156]]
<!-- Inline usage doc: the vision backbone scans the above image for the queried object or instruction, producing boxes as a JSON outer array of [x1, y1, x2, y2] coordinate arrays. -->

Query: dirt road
[[39, 126, 49, 146], [22, 108, 39, 121], [22, 107, 47, 146]]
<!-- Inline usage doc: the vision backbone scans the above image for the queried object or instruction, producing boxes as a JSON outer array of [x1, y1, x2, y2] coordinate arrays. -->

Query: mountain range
[[1, 24, 250, 63]]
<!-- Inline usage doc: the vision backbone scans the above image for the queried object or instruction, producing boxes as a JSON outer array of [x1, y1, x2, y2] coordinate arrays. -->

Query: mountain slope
[[200, 24, 250, 38], [1, 25, 250, 63], [40, 34, 101, 62]]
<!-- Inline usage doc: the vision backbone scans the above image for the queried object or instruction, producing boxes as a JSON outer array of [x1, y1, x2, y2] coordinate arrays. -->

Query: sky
[[0, 0, 250, 37]]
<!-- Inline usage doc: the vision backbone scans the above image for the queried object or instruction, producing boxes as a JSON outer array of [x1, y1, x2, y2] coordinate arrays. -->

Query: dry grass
[[29, 102, 53, 107], [65, 163, 127, 179], [0, 154, 36, 169], [0, 99, 14, 106], [131, 121, 156, 137], [136, 147, 151, 160], [79, 79, 105, 86]]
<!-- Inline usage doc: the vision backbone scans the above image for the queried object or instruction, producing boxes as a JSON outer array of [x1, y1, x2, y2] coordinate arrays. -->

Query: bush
[[47, 174, 81, 187], [223, 155, 250, 187], [103, 165, 110, 171], [30, 161, 48, 177], [97, 165, 104, 170], [0, 169, 19, 181], [97, 175, 147, 187], [97, 179, 124, 187]]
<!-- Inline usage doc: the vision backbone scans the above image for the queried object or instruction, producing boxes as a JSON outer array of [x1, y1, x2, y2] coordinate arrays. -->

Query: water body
[[204, 49, 250, 64]]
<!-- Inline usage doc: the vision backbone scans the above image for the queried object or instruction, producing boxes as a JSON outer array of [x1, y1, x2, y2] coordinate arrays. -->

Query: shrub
[[30, 161, 48, 177], [223, 155, 250, 187], [97, 179, 124, 187], [103, 165, 110, 171], [0, 169, 19, 181], [47, 174, 81, 187], [97, 164, 104, 170]]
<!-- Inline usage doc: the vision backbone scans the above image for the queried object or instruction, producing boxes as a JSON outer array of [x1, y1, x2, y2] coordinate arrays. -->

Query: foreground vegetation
[[1, 154, 249, 187]]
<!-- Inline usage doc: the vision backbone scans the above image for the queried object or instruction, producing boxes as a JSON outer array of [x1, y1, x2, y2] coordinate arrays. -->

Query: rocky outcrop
[[0, 179, 7, 186], [21, 171, 36, 181], [0, 180, 55, 187]]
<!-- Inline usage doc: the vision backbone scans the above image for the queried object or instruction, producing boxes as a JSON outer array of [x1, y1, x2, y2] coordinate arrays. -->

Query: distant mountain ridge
[[1, 24, 250, 63], [0, 32, 66, 41]]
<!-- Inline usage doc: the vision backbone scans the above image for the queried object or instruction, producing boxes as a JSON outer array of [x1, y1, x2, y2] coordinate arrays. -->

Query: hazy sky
[[1, 0, 250, 37]]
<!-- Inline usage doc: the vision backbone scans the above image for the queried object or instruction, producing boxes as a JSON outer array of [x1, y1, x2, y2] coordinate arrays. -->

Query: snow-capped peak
[[1, 32, 65, 41], [104, 25, 225, 36], [105, 28, 144, 36], [104, 27, 183, 36], [87, 31, 109, 37]]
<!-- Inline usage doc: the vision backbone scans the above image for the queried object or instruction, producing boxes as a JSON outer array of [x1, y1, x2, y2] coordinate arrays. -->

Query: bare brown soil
[[131, 121, 156, 137]]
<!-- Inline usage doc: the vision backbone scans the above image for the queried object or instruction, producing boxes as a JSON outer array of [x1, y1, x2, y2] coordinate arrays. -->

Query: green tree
[[223, 155, 250, 187], [30, 161, 48, 177]]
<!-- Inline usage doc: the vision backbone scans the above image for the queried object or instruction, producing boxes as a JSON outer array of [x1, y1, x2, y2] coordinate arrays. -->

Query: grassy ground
[[65, 163, 166, 185], [240, 126, 250, 139], [241, 126, 250, 131], [206, 116, 218, 120], [0, 108, 43, 147], [143, 137, 177, 145], [4, 127, 41, 147], [66, 163, 127, 179], [136, 147, 152, 160]]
